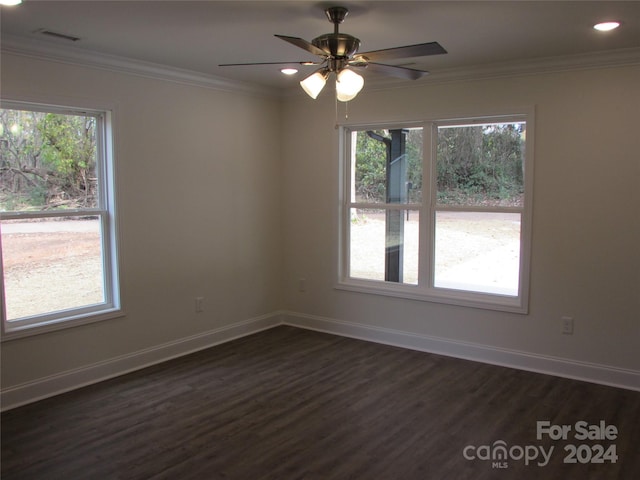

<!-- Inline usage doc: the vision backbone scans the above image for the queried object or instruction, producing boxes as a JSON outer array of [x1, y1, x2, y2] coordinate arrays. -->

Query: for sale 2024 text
[[462, 420, 619, 469], [537, 420, 618, 465]]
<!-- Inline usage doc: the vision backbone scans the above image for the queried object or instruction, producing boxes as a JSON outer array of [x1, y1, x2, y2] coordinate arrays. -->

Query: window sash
[[339, 114, 532, 313], [0, 103, 121, 338]]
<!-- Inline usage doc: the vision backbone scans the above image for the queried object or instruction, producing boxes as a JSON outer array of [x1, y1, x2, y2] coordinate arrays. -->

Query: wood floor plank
[[2, 326, 638, 479]]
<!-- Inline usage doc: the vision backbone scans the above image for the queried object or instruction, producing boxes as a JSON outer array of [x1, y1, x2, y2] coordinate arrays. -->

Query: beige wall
[[1, 52, 638, 399], [1, 53, 284, 388], [281, 65, 640, 371]]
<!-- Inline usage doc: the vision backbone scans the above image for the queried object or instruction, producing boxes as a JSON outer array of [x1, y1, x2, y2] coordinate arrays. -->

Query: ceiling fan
[[219, 6, 447, 101]]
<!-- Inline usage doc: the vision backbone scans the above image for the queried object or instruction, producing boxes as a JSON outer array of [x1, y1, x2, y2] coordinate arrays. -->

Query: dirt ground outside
[[349, 211, 521, 295], [1, 212, 521, 320], [1, 219, 104, 320]]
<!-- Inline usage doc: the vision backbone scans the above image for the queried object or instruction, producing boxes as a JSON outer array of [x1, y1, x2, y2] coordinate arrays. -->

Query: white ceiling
[[2, 1, 639, 93]]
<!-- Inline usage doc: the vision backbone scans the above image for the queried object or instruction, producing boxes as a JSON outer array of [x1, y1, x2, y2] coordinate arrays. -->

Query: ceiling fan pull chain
[[334, 94, 349, 128]]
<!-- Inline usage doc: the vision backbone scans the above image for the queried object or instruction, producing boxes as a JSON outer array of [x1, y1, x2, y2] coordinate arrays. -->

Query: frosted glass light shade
[[300, 71, 328, 99], [336, 69, 364, 102]]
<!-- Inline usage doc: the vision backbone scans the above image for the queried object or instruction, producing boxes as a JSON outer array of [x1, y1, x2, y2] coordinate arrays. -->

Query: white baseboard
[[1, 313, 281, 411], [4, 310, 637, 411], [281, 311, 640, 392]]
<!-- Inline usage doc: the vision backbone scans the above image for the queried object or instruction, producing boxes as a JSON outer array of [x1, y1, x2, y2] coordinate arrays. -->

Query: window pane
[[349, 208, 419, 285], [436, 122, 525, 207], [0, 108, 98, 212], [352, 128, 422, 204], [434, 211, 520, 296], [1, 216, 105, 320]]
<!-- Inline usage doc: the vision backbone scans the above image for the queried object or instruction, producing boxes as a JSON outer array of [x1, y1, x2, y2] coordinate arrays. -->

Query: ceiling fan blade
[[364, 62, 430, 80], [219, 61, 321, 67], [359, 42, 447, 62], [275, 35, 327, 57]]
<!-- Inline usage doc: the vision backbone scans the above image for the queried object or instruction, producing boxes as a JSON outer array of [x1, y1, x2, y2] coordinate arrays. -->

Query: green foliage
[[404, 129, 423, 203], [355, 130, 387, 202], [28, 184, 48, 207], [0, 109, 97, 211], [352, 123, 524, 207], [436, 123, 524, 205], [354, 128, 423, 203]]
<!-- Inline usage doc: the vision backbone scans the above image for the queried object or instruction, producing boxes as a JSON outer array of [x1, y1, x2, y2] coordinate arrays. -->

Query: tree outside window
[[1, 103, 120, 337]]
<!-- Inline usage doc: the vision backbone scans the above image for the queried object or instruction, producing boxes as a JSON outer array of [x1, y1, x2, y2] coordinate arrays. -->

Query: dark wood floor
[[2, 326, 639, 479]]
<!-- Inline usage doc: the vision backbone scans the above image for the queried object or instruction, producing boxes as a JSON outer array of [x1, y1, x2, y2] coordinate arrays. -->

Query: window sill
[[1, 308, 126, 342], [335, 279, 528, 314]]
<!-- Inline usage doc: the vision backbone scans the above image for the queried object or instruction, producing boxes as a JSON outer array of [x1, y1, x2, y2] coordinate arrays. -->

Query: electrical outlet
[[298, 278, 306, 292], [561, 316, 574, 335], [195, 297, 204, 313]]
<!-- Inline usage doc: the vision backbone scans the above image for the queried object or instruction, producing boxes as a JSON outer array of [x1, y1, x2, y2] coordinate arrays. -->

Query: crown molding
[[0, 34, 280, 97], [3, 34, 639, 98], [365, 47, 640, 92]]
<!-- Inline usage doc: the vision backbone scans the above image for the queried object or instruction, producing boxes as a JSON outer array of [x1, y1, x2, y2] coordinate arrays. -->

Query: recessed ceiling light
[[281, 68, 298, 75], [0, 0, 23, 5], [593, 21, 620, 32]]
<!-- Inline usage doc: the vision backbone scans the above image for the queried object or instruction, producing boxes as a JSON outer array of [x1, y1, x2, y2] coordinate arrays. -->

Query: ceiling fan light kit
[[300, 69, 329, 99], [220, 6, 447, 102], [335, 68, 365, 102]]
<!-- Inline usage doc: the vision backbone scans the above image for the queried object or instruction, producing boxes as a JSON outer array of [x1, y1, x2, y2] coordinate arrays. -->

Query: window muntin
[[1, 103, 120, 337], [341, 115, 531, 312]]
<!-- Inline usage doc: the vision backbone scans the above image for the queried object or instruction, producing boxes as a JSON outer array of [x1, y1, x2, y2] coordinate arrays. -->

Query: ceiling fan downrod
[[325, 6, 349, 31], [312, 7, 361, 62]]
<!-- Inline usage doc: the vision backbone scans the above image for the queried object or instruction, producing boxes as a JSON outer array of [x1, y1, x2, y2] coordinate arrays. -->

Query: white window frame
[[338, 111, 534, 313], [0, 100, 122, 339]]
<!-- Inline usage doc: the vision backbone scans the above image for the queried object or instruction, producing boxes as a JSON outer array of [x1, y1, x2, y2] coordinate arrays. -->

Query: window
[[340, 114, 533, 312], [1, 102, 121, 338]]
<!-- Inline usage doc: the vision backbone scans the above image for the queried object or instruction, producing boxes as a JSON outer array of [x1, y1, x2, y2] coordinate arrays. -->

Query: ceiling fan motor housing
[[312, 33, 361, 59]]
